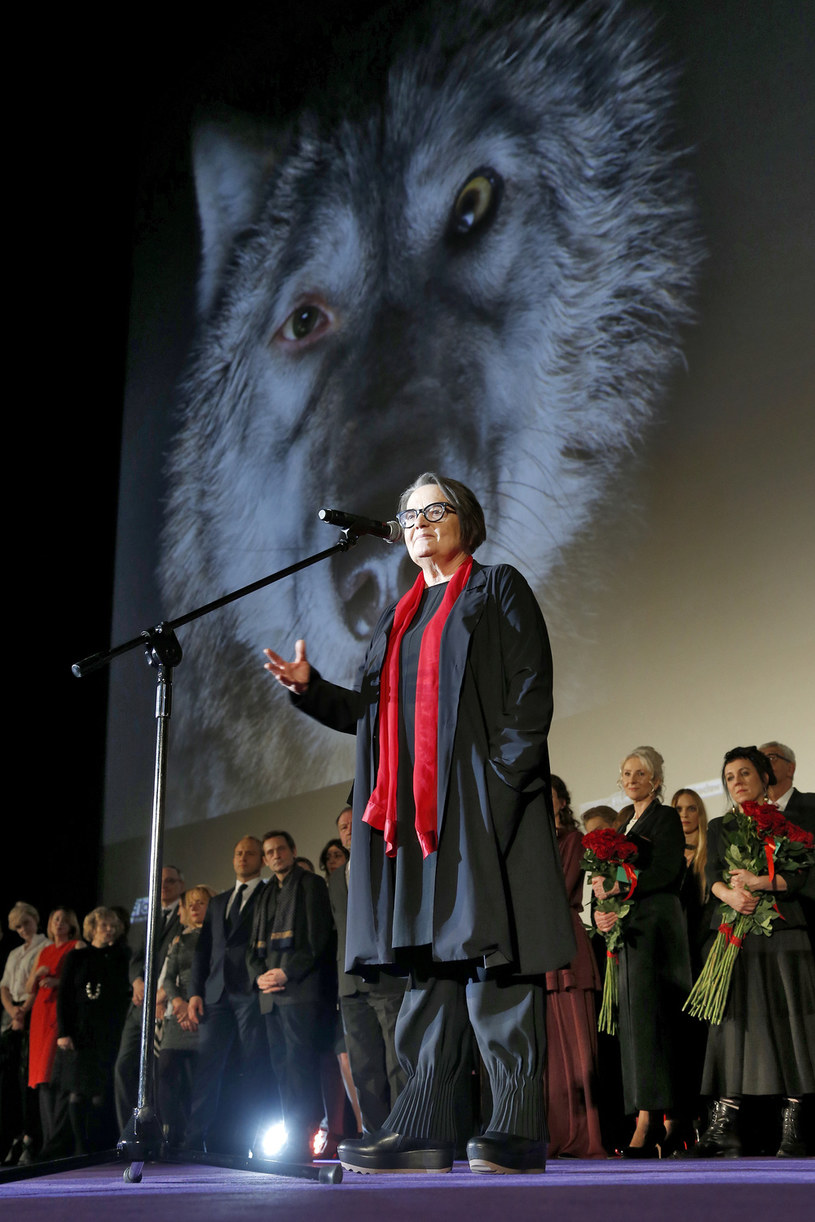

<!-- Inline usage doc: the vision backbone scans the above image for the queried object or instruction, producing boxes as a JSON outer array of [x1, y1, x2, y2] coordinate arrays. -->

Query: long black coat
[[614, 800, 691, 1113], [295, 561, 574, 977]]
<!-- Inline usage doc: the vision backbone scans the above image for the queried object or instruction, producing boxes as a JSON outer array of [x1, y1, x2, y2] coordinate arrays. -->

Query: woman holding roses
[[695, 746, 815, 1158], [592, 746, 690, 1157]]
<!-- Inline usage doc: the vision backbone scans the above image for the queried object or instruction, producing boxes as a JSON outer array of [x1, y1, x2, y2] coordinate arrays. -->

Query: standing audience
[[696, 746, 815, 1158], [57, 908, 131, 1154], [592, 748, 690, 1157], [0, 904, 48, 1163], [544, 776, 605, 1158], [113, 865, 184, 1130], [248, 830, 334, 1161], [156, 884, 217, 1147], [185, 837, 268, 1155], [9, 738, 812, 1163], [25, 908, 81, 1159]]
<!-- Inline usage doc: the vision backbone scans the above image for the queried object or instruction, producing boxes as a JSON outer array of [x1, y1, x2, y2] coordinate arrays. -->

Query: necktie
[[228, 884, 247, 933]]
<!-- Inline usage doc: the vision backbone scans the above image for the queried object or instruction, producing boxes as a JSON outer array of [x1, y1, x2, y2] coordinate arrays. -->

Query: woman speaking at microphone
[[264, 473, 573, 1175]]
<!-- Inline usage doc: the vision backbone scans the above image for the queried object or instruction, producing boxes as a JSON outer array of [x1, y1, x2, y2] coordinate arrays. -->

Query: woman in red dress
[[24, 907, 80, 1154], [544, 776, 606, 1158]]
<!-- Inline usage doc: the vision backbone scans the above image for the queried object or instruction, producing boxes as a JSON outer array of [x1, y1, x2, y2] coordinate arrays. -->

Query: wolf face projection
[[159, 0, 699, 820]]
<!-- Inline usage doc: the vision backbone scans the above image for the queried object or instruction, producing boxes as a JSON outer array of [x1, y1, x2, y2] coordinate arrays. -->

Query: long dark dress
[[57, 943, 131, 1098], [544, 827, 605, 1157], [701, 811, 815, 1097], [614, 801, 691, 1115]]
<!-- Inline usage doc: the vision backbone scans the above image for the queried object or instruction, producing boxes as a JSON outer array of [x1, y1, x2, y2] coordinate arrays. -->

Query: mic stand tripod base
[[118, 1105, 165, 1183]]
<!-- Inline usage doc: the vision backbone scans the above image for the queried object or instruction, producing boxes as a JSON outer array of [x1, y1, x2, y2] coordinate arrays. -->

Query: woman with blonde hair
[[669, 788, 712, 1154], [157, 885, 217, 1147], [57, 908, 131, 1153], [0, 904, 48, 1163], [24, 907, 81, 1156], [592, 747, 691, 1157], [671, 789, 710, 972]]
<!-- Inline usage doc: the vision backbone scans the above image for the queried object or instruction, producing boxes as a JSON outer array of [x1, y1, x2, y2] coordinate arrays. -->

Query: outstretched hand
[[263, 639, 311, 694]]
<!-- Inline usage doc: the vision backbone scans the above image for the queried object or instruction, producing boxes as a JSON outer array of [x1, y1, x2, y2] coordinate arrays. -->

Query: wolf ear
[[192, 111, 277, 317]]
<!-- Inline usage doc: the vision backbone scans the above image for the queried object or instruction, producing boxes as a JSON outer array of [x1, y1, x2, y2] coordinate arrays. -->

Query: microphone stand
[[68, 529, 362, 1187]]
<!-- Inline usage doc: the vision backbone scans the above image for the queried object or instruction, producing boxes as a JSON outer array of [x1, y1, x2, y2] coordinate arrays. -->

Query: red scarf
[[362, 556, 473, 858]]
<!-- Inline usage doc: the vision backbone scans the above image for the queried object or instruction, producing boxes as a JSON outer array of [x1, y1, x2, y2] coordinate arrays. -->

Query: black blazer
[[128, 905, 182, 987], [191, 883, 263, 1004]]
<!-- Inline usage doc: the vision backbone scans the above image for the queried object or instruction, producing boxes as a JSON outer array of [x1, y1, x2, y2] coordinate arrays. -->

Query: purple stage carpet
[[2, 1158, 812, 1221]]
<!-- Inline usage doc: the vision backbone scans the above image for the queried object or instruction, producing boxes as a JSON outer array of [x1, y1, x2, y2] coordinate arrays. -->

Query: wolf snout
[[332, 548, 412, 640]]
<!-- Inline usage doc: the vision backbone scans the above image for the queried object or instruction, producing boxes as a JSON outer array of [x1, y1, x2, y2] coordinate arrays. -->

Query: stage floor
[[2, 1157, 813, 1221]]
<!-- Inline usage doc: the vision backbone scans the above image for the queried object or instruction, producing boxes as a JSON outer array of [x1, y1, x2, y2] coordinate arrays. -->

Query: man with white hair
[[760, 742, 815, 957], [759, 742, 815, 818]]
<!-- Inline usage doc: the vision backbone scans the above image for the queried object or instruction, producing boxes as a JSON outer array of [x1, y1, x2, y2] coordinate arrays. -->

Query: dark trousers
[[263, 1003, 323, 1148], [157, 1049, 196, 1146], [384, 969, 546, 1143], [187, 992, 269, 1153], [113, 1005, 144, 1131], [341, 989, 406, 1132]]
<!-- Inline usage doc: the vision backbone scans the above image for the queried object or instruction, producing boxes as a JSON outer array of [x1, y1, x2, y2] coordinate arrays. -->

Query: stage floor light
[[259, 1121, 288, 1158]]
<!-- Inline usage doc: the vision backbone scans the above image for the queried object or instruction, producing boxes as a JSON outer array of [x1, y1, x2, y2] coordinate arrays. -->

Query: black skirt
[[701, 928, 815, 1097]]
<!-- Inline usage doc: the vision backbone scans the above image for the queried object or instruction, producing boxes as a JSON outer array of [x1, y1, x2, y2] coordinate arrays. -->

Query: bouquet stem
[[598, 951, 618, 1035], [683, 915, 748, 1024]]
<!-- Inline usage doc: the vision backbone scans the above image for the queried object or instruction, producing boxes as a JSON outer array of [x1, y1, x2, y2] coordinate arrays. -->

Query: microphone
[[319, 508, 403, 543]]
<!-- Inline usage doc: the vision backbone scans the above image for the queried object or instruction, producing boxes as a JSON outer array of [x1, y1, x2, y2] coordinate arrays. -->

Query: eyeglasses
[[764, 753, 791, 764], [396, 502, 458, 529]]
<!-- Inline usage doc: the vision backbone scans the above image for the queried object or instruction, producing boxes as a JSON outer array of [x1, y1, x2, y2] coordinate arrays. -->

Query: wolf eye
[[449, 169, 502, 237], [277, 304, 331, 345]]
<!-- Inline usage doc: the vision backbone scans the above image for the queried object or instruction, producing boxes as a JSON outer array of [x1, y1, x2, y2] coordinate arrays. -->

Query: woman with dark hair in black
[[695, 746, 815, 1157], [319, 839, 350, 878], [264, 472, 573, 1175]]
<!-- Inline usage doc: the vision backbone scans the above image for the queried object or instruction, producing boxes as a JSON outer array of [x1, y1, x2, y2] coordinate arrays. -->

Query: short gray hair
[[398, 473, 486, 553], [759, 741, 795, 766]]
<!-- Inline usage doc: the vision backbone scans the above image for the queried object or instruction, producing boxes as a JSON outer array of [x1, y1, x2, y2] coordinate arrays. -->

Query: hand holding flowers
[[684, 800, 815, 1024], [581, 828, 640, 1034]]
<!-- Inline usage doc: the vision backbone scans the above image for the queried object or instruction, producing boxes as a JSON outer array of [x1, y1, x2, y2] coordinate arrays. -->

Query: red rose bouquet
[[684, 800, 815, 1024], [581, 828, 640, 1034]]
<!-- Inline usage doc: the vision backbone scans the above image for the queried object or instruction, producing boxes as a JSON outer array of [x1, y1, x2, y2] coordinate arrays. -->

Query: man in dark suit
[[761, 741, 815, 951], [761, 741, 815, 818], [329, 805, 406, 1133], [114, 864, 184, 1130], [185, 836, 268, 1153], [248, 830, 334, 1161]]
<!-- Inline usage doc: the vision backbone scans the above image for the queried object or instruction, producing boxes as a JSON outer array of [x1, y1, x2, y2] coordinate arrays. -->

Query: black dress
[[58, 943, 131, 1097], [700, 812, 815, 1097], [615, 801, 691, 1115]]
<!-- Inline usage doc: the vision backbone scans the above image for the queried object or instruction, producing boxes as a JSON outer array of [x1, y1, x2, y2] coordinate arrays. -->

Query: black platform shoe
[[466, 1132, 546, 1174], [693, 1100, 741, 1158], [337, 1129, 455, 1174]]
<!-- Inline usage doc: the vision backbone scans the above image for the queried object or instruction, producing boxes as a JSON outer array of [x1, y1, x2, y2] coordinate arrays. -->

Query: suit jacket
[[785, 788, 815, 821], [247, 869, 334, 1013], [128, 904, 182, 987], [190, 882, 263, 1004], [782, 791, 815, 916], [295, 561, 575, 977]]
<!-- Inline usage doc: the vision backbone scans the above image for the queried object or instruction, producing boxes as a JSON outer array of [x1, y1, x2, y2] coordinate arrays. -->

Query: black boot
[[777, 1099, 805, 1158], [693, 1100, 741, 1158]]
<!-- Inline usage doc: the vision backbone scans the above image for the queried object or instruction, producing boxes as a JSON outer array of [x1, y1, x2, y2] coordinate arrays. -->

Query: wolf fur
[[159, 0, 699, 820]]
